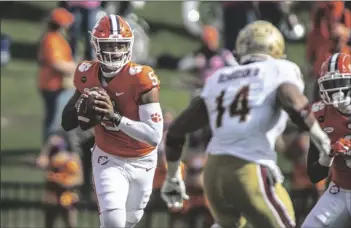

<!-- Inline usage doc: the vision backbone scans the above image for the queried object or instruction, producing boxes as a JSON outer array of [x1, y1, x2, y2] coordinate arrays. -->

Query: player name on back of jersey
[[218, 67, 259, 83]]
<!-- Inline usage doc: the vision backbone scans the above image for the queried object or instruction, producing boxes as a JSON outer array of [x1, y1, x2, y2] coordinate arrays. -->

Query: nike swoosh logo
[[115, 92, 124, 96], [145, 167, 153, 172]]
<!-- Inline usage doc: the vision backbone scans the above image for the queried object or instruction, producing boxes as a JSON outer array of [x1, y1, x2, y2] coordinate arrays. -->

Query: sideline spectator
[[37, 8, 76, 143], [66, 1, 102, 60]]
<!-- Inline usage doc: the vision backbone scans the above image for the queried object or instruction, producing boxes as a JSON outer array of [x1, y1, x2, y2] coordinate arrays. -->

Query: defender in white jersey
[[160, 20, 331, 228], [201, 58, 303, 172]]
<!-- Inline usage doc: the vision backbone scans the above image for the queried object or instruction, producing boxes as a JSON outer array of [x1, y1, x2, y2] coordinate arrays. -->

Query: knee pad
[[126, 209, 144, 224], [100, 209, 126, 228]]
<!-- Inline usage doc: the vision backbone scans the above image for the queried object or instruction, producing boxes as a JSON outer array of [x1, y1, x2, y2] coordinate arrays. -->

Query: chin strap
[[101, 67, 122, 78]]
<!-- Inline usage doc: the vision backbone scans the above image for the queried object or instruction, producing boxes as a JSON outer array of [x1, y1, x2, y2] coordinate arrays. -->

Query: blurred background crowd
[[1, 1, 351, 228]]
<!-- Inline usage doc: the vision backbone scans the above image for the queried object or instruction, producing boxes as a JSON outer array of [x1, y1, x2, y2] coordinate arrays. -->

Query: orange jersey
[[38, 31, 73, 91], [312, 101, 351, 189], [74, 61, 160, 157]]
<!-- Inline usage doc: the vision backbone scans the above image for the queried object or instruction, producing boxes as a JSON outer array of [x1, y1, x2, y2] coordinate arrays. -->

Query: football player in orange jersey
[[61, 15, 164, 228], [302, 53, 351, 228]]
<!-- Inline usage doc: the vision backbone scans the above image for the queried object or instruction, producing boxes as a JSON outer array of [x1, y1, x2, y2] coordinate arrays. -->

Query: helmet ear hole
[[320, 91, 325, 102]]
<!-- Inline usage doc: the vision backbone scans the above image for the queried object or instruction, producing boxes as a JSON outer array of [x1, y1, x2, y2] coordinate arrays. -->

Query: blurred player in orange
[[302, 53, 351, 228], [61, 15, 163, 228], [36, 129, 83, 228]]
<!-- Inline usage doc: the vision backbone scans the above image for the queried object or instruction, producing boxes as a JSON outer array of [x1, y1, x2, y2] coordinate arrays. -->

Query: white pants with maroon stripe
[[92, 145, 157, 215], [301, 182, 351, 228]]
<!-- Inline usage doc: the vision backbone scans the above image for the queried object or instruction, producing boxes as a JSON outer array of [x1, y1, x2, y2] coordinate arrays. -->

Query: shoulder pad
[[77, 61, 94, 73], [311, 101, 326, 113], [274, 59, 304, 90], [73, 61, 98, 92], [133, 64, 160, 98], [128, 63, 144, 76]]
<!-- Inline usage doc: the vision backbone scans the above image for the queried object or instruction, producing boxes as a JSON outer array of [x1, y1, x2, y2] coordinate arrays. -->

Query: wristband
[[111, 112, 123, 126]]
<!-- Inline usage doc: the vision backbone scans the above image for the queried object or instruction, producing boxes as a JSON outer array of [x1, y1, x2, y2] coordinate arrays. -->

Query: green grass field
[[1, 2, 307, 183]]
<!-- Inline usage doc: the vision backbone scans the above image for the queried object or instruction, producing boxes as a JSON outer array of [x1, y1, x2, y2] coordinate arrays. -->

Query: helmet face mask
[[318, 53, 351, 113], [90, 15, 134, 72], [318, 72, 351, 107], [91, 36, 133, 71]]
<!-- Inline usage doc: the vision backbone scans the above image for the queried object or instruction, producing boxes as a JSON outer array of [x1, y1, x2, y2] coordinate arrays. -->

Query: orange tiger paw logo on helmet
[[151, 113, 162, 123]]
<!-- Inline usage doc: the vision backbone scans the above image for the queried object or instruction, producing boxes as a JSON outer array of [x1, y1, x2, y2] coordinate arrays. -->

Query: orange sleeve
[[44, 34, 70, 64], [73, 62, 83, 91], [135, 66, 160, 99]]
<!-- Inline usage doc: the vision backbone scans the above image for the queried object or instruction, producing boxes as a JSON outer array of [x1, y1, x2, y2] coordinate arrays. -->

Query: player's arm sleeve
[[61, 89, 81, 131], [277, 62, 331, 164], [307, 138, 330, 183], [165, 96, 209, 177], [277, 83, 330, 150], [276, 61, 315, 131], [166, 96, 209, 161], [117, 67, 163, 147], [118, 103, 164, 147], [61, 64, 87, 132]]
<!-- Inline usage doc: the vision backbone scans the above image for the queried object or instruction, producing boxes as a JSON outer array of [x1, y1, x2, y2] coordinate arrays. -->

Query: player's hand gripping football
[[75, 87, 101, 110], [161, 172, 189, 210], [91, 90, 114, 119], [331, 138, 351, 157]]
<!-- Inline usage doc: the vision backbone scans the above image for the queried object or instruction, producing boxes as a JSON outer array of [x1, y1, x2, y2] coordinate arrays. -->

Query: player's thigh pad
[[240, 163, 295, 228], [301, 182, 351, 228], [203, 155, 247, 228], [92, 145, 130, 213], [125, 150, 157, 222]]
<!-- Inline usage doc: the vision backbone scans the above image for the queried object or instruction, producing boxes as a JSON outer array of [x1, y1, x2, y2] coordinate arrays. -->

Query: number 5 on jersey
[[148, 71, 159, 86], [216, 85, 250, 128]]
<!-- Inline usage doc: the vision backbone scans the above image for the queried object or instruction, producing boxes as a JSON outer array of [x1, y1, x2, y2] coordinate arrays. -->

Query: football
[[77, 89, 105, 131]]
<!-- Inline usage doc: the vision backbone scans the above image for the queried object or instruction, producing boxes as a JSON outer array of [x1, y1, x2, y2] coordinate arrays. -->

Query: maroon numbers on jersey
[[215, 85, 250, 128]]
